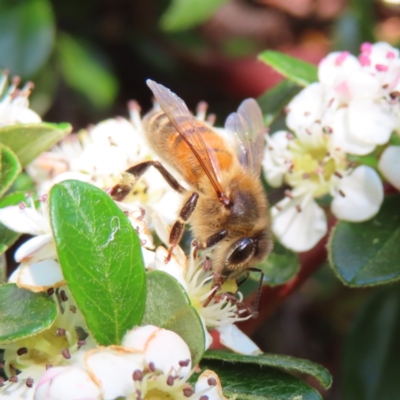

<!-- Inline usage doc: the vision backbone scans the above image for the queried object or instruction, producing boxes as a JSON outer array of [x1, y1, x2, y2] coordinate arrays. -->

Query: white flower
[[34, 326, 227, 400], [0, 195, 65, 292], [378, 145, 400, 190], [0, 72, 41, 127], [315, 43, 400, 155], [0, 288, 96, 399], [263, 113, 384, 251]]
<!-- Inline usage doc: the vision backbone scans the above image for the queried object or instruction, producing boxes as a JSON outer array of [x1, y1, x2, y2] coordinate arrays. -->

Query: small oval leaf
[[160, 0, 229, 31], [199, 359, 323, 400], [0, 122, 71, 167], [0, 144, 21, 197], [328, 195, 400, 287], [0, 283, 57, 343], [57, 34, 118, 109], [260, 241, 300, 286], [49, 180, 146, 346], [205, 350, 332, 390], [258, 51, 318, 87], [142, 270, 205, 365]]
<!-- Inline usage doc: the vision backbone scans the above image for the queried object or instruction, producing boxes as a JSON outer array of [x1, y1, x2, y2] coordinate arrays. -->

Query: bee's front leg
[[165, 192, 199, 263]]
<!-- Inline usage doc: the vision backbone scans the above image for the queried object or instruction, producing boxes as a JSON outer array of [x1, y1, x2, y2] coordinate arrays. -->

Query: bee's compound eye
[[227, 238, 255, 266]]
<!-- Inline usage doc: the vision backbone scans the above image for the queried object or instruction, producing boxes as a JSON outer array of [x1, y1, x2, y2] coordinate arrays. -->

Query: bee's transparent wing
[[146, 79, 223, 195], [225, 98, 265, 175]]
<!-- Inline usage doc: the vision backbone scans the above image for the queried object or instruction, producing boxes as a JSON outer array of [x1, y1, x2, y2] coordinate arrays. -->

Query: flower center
[[287, 138, 345, 197], [145, 388, 175, 399]]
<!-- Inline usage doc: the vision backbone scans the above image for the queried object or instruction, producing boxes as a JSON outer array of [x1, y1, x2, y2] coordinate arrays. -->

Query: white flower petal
[[154, 246, 188, 290], [123, 326, 191, 378], [17, 259, 65, 292], [194, 370, 227, 400], [318, 51, 360, 86], [263, 131, 291, 188], [347, 98, 395, 146], [218, 324, 262, 355], [272, 196, 327, 252], [286, 83, 325, 136], [15, 233, 55, 263], [330, 108, 375, 156], [331, 165, 383, 221], [378, 145, 400, 190], [34, 366, 101, 400], [85, 346, 143, 399], [0, 206, 46, 235], [122, 325, 159, 350]]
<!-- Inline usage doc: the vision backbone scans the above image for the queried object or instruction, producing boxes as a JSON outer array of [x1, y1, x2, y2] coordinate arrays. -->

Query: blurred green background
[[1, 0, 400, 399]]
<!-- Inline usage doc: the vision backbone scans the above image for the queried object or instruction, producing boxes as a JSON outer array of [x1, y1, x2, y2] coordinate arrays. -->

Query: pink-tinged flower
[[314, 43, 400, 155], [0, 72, 41, 127], [34, 326, 227, 400]]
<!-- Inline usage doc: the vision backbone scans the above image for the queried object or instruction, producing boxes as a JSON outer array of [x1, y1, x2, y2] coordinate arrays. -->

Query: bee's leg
[[202, 272, 223, 307], [165, 192, 199, 263], [192, 229, 228, 258], [111, 161, 186, 201]]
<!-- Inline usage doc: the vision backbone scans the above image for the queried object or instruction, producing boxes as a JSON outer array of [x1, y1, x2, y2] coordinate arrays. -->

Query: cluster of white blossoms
[[0, 82, 261, 398], [34, 325, 226, 400], [263, 41, 400, 252]]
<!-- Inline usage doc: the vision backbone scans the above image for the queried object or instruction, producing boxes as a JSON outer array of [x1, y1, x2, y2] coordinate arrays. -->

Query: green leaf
[[49, 180, 146, 346], [142, 270, 205, 364], [0, 0, 55, 77], [0, 191, 29, 208], [199, 359, 323, 399], [0, 144, 21, 197], [257, 80, 301, 126], [6, 172, 36, 194], [0, 122, 71, 167], [160, 0, 229, 31], [342, 286, 400, 400], [258, 51, 318, 87], [205, 350, 332, 390], [259, 241, 300, 287], [57, 33, 118, 109], [328, 195, 400, 287], [0, 283, 57, 343]]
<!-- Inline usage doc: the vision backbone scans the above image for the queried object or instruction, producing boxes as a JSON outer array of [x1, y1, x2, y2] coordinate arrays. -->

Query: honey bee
[[112, 80, 272, 302]]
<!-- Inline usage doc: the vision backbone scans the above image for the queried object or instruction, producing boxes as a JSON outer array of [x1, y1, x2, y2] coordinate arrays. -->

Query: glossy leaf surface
[[199, 359, 323, 399], [0, 122, 71, 167], [329, 195, 400, 286], [0, 283, 57, 343], [50, 180, 146, 345], [205, 350, 332, 389]]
